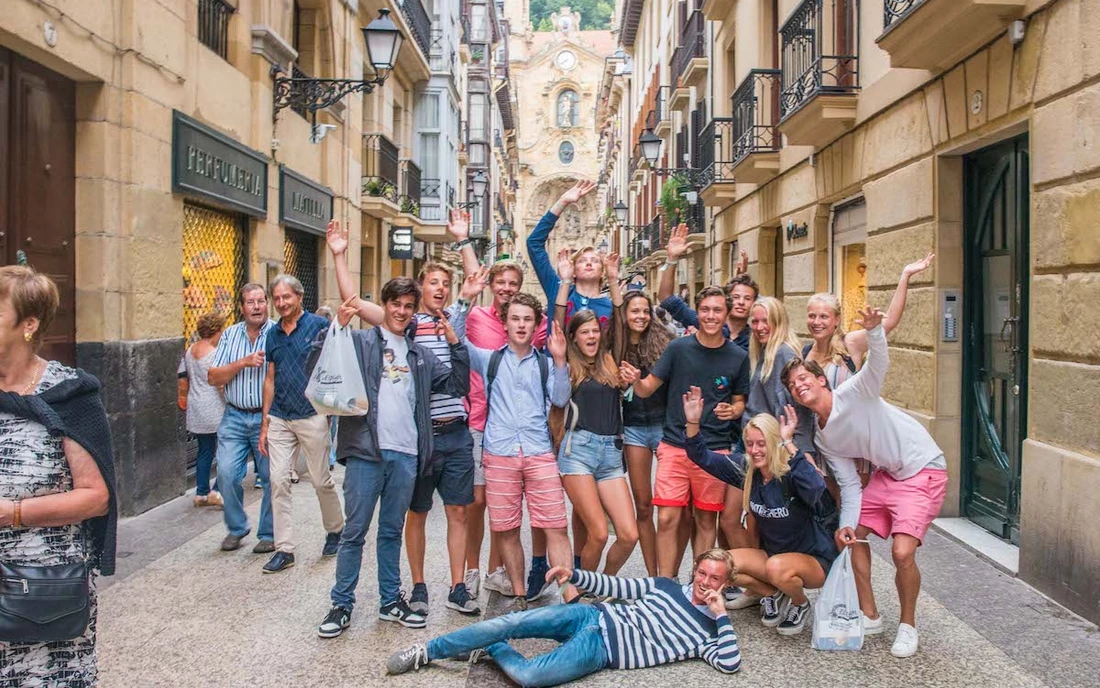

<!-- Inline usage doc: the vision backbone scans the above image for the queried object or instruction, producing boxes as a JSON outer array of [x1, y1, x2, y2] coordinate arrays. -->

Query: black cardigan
[[0, 369, 118, 575]]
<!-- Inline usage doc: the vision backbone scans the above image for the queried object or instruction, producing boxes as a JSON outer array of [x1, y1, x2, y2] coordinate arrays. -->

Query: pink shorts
[[653, 442, 728, 512], [482, 450, 568, 532], [859, 468, 948, 543]]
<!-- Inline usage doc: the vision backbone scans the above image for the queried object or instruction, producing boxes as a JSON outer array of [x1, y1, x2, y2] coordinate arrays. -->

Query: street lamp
[[598, 238, 609, 253], [639, 128, 664, 166], [498, 221, 513, 241], [362, 9, 403, 78], [613, 201, 628, 224], [457, 171, 489, 209], [274, 9, 403, 120]]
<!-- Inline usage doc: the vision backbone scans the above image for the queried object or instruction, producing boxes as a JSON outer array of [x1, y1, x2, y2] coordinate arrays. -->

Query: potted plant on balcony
[[659, 175, 689, 227], [364, 178, 384, 197]]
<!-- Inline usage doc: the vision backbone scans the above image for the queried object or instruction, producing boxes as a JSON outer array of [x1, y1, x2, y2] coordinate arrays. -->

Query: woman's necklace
[[21, 359, 44, 395]]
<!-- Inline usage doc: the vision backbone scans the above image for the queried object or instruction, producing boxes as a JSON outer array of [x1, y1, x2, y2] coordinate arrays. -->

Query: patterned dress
[[0, 361, 97, 687]]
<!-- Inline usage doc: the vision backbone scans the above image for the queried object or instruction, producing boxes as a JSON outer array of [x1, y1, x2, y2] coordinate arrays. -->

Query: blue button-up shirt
[[465, 341, 570, 457], [266, 311, 330, 420], [213, 319, 275, 410]]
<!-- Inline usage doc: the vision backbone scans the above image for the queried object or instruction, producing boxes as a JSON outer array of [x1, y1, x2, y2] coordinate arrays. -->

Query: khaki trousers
[[268, 415, 344, 553]]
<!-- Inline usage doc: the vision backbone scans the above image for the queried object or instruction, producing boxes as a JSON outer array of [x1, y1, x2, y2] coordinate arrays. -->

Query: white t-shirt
[[377, 328, 418, 455], [815, 325, 946, 529]]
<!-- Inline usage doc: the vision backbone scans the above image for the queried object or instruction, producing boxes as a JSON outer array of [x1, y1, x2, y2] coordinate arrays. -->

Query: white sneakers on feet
[[891, 623, 919, 658], [464, 569, 481, 598], [483, 567, 515, 597], [862, 613, 884, 635]]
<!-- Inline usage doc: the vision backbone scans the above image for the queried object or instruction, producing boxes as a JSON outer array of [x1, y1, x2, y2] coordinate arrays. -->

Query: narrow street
[[98, 468, 1100, 688]]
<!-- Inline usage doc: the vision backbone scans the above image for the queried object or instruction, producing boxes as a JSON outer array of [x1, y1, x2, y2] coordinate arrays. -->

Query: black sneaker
[[262, 551, 295, 574], [760, 591, 788, 628], [777, 600, 809, 636], [317, 606, 351, 638], [409, 582, 429, 616], [446, 583, 482, 615], [386, 643, 430, 674], [380, 593, 427, 628], [322, 530, 341, 557], [526, 564, 550, 601]]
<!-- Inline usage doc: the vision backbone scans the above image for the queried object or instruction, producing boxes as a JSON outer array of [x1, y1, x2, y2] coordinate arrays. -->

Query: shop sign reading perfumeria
[[172, 110, 268, 217]]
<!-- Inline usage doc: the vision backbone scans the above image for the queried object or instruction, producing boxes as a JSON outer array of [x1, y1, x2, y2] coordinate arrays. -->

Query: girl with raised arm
[[552, 249, 639, 576]]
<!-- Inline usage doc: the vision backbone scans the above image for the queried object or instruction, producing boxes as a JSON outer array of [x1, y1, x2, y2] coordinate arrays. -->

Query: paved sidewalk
[[98, 466, 1099, 687]]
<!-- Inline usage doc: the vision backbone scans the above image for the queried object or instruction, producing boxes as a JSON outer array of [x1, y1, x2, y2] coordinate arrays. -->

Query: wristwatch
[[659, 259, 676, 272], [454, 298, 471, 312], [450, 239, 472, 251]]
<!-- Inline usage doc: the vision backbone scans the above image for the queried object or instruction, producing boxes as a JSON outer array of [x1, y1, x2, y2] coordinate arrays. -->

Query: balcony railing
[[290, 64, 309, 118], [698, 117, 736, 186], [780, 0, 860, 120], [655, 86, 670, 125], [883, 0, 922, 30], [731, 69, 782, 165], [362, 134, 400, 200], [400, 160, 422, 216], [198, 0, 234, 60], [671, 9, 706, 86], [400, 0, 432, 58], [420, 178, 441, 198]]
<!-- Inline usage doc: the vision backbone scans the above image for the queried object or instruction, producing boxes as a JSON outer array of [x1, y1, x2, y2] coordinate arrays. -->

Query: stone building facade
[[602, 0, 1100, 623], [0, 0, 444, 514], [504, 5, 615, 296]]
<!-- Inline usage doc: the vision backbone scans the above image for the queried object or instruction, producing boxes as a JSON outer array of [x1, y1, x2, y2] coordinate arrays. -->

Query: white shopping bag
[[811, 548, 864, 651], [304, 322, 369, 417]]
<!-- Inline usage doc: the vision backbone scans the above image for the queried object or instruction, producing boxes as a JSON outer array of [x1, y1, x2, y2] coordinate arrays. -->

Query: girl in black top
[[683, 389, 838, 638], [554, 250, 639, 575], [605, 254, 674, 577]]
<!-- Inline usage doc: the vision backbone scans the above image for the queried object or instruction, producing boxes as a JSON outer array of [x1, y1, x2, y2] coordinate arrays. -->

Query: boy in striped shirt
[[386, 548, 742, 685]]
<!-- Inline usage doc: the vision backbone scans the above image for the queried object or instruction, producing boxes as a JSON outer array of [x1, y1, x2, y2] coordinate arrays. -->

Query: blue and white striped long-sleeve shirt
[[571, 570, 742, 674]]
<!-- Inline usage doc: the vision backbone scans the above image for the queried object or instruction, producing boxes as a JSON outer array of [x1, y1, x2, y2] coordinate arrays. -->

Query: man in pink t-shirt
[[448, 213, 551, 602]]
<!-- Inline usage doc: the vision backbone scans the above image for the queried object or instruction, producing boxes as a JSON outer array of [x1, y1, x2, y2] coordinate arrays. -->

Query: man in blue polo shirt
[[259, 274, 344, 574], [208, 283, 275, 553]]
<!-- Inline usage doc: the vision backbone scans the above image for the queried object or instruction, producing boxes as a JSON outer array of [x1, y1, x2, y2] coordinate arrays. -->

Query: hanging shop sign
[[389, 226, 414, 260], [172, 110, 268, 217], [279, 165, 333, 236], [786, 220, 809, 241]]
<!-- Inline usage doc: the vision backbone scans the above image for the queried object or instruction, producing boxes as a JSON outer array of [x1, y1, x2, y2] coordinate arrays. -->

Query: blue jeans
[[328, 417, 338, 468], [427, 604, 609, 687], [216, 406, 273, 541], [330, 452, 417, 610], [195, 433, 217, 496]]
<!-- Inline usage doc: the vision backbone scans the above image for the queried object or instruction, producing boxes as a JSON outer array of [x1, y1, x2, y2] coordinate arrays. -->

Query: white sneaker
[[863, 613, 884, 635], [464, 569, 481, 598], [483, 567, 515, 597], [725, 587, 763, 610], [891, 623, 919, 658]]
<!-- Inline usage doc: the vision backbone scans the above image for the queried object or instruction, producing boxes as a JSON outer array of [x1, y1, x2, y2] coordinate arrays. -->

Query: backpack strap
[[801, 342, 812, 358], [536, 349, 549, 401], [485, 346, 506, 415]]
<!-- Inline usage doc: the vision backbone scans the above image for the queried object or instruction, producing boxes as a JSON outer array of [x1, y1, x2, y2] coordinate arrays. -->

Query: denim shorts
[[558, 429, 625, 483], [622, 424, 662, 451]]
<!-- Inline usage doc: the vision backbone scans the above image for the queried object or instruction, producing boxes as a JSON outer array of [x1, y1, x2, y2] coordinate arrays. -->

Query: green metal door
[[962, 135, 1028, 543]]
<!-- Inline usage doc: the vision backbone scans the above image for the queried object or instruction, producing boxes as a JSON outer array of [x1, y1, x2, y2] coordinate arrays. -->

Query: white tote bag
[[304, 322, 369, 417], [811, 548, 864, 651]]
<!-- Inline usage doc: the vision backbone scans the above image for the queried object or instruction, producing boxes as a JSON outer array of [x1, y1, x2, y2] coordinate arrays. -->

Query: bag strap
[[485, 347, 506, 416]]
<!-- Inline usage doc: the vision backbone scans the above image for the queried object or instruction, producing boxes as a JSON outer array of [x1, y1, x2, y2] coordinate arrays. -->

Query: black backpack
[[484, 346, 549, 414]]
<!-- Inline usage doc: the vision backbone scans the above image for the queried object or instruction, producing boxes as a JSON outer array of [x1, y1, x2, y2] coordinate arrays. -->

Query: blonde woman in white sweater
[[781, 306, 948, 660]]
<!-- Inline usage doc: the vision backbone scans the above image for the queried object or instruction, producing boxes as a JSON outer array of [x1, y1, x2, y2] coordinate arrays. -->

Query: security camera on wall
[[311, 123, 338, 144]]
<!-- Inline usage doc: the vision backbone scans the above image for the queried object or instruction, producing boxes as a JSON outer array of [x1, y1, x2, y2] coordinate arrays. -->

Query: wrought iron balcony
[[884, 0, 922, 28], [401, 160, 422, 213], [732, 69, 782, 164], [779, 0, 859, 121], [198, 0, 234, 60], [420, 178, 441, 199], [671, 8, 706, 87], [400, 0, 433, 59], [697, 117, 736, 188], [362, 134, 400, 200]]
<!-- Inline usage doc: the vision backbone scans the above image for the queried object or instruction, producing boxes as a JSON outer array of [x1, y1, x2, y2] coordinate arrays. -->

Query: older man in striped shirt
[[386, 548, 742, 686], [208, 283, 275, 553]]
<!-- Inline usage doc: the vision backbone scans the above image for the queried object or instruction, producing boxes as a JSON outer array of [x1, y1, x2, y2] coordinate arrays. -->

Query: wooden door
[[1, 48, 76, 364]]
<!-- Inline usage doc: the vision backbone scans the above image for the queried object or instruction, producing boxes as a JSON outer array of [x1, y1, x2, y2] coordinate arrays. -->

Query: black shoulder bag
[[0, 556, 90, 642]]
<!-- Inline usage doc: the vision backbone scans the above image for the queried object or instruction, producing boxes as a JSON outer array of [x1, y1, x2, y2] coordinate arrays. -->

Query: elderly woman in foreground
[[0, 265, 116, 686]]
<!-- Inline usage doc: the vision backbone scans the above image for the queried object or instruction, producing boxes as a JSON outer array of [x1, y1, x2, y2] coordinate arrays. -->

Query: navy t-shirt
[[650, 335, 750, 449], [266, 311, 330, 420], [685, 433, 838, 567]]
